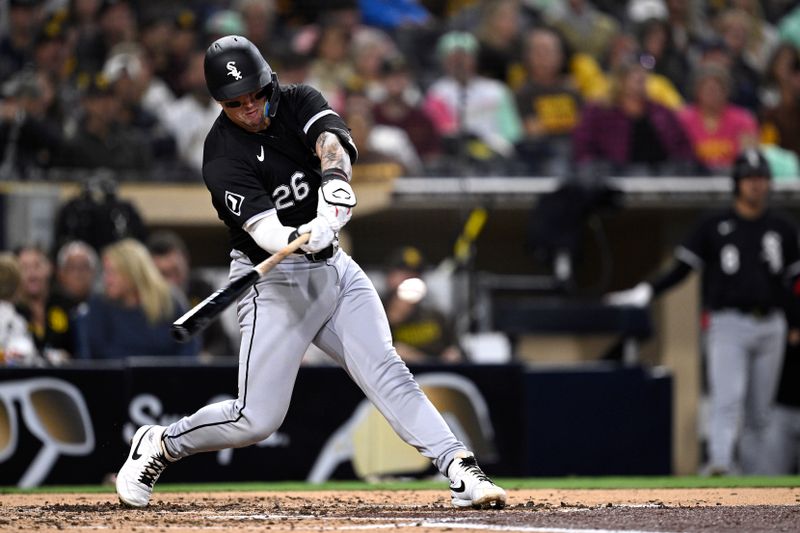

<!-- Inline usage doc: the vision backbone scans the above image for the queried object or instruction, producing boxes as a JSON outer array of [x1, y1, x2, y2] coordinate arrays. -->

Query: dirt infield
[[3, 488, 799, 532]]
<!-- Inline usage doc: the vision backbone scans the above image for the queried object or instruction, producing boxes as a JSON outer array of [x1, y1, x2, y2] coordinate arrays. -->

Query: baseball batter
[[607, 149, 800, 474], [115, 35, 506, 509]]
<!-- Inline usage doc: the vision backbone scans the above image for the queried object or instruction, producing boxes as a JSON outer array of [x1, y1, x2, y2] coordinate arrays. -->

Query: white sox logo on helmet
[[226, 61, 242, 80]]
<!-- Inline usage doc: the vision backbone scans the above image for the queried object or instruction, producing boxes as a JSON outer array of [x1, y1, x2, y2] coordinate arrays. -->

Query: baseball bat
[[171, 233, 311, 342]]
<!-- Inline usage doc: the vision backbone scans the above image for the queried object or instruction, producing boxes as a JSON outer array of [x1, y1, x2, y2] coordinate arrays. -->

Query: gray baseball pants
[[163, 249, 464, 475], [705, 310, 786, 474]]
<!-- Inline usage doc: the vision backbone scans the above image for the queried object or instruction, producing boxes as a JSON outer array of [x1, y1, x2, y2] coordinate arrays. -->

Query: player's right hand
[[297, 216, 335, 253], [604, 282, 653, 307]]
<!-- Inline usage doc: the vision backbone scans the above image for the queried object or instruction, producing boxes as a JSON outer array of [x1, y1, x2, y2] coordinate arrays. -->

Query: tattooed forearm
[[316, 132, 352, 180]]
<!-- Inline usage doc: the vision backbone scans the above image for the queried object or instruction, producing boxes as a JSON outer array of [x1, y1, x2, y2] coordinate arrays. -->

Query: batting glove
[[604, 282, 653, 307], [297, 216, 335, 253]]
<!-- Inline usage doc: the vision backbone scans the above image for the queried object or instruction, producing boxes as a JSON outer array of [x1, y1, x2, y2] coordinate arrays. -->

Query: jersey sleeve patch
[[225, 191, 245, 216], [204, 157, 275, 227]]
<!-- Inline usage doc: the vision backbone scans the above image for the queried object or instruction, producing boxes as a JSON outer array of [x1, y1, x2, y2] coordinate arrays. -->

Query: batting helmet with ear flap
[[204, 35, 280, 117], [732, 148, 771, 196]]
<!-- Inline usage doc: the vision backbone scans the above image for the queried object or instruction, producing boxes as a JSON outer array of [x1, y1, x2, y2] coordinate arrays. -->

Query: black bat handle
[[170, 268, 260, 342]]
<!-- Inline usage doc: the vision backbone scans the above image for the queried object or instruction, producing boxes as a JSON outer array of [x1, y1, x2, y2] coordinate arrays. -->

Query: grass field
[[3, 475, 799, 493]]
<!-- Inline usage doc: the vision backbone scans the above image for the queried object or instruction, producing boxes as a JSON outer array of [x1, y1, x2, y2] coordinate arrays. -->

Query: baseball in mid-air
[[397, 277, 427, 304]]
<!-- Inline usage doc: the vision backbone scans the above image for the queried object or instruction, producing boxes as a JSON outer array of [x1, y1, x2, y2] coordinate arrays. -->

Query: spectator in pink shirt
[[678, 64, 758, 174]]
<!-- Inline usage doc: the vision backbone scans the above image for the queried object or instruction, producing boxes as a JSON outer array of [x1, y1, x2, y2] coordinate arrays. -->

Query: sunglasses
[[0, 377, 95, 487], [223, 86, 270, 108]]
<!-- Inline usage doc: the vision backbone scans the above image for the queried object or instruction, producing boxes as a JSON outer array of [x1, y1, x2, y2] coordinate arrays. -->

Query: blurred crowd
[[0, 0, 799, 182], [0, 221, 454, 366], [0, 231, 213, 365]]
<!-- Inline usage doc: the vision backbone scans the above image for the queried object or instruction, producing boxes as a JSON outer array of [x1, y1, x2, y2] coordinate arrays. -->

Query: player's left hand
[[297, 216, 335, 253], [317, 177, 356, 230]]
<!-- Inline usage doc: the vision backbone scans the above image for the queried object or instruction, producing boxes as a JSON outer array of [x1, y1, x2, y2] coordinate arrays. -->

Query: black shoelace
[[138, 453, 169, 488], [460, 456, 491, 483]]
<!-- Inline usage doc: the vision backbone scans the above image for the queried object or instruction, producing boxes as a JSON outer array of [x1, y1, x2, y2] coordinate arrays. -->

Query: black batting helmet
[[204, 35, 280, 116], [732, 148, 771, 196]]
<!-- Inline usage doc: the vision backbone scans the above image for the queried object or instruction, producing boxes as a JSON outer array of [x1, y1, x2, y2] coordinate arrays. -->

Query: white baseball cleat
[[447, 450, 507, 509], [116, 425, 176, 507]]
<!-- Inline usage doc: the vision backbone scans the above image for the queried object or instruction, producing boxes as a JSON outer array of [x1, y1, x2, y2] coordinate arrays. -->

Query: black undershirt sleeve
[[650, 260, 693, 297]]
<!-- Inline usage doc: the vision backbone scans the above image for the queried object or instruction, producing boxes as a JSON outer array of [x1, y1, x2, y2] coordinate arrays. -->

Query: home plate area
[[3, 488, 799, 532]]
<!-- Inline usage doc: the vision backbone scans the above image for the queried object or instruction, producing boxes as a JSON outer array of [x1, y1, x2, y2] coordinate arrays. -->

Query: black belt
[[720, 306, 776, 318], [294, 244, 336, 262]]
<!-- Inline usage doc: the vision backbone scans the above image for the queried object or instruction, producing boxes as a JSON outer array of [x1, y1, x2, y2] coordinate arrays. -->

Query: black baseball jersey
[[202, 84, 355, 263], [676, 208, 800, 310]]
